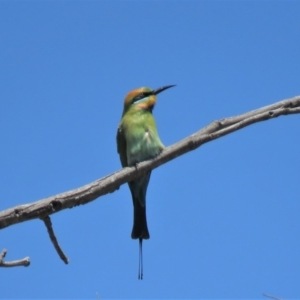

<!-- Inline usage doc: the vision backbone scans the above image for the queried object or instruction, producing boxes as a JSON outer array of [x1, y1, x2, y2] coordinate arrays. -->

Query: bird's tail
[[131, 199, 150, 240]]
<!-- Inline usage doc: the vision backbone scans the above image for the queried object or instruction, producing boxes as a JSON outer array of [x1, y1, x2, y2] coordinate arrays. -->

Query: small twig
[[263, 293, 283, 300], [42, 216, 69, 264], [0, 249, 30, 267]]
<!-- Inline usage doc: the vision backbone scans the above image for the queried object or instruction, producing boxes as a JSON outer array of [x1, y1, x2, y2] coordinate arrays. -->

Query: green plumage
[[117, 91, 164, 239], [116, 85, 175, 279]]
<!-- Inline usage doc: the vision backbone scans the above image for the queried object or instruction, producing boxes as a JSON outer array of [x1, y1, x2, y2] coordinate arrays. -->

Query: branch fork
[[0, 249, 30, 268]]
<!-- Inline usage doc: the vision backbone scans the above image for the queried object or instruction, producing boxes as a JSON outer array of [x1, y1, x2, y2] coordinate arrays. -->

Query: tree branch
[[42, 216, 69, 264], [0, 95, 299, 231], [0, 249, 30, 268], [263, 293, 283, 300]]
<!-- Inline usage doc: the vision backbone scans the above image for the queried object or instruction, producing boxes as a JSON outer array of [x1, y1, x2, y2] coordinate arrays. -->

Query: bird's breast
[[126, 127, 163, 165], [143, 129, 152, 144]]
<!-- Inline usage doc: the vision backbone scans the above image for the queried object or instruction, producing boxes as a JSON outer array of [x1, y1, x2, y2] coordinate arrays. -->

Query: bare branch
[[42, 216, 69, 264], [263, 293, 283, 300], [0, 249, 30, 268], [0, 95, 299, 231]]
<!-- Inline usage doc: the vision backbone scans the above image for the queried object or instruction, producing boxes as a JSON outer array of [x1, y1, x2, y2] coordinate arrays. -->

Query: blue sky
[[1, 1, 299, 299]]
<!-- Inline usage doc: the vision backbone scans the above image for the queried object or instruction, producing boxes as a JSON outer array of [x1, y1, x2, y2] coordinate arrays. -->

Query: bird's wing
[[116, 124, 128, 168]]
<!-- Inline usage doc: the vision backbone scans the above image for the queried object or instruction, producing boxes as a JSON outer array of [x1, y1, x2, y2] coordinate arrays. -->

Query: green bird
[[117, 85, 175, 279]]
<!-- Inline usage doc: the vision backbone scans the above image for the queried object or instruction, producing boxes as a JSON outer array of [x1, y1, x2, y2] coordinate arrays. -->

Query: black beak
[[152, 84, 176, 95]]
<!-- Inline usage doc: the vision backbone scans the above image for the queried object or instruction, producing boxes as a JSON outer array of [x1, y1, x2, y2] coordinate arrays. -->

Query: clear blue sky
[[1, 1, 299, 299]]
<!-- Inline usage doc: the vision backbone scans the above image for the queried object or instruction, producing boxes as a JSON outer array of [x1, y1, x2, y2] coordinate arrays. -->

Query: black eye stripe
[[134, 94, 144, 101], [133, 92, 152, 103]]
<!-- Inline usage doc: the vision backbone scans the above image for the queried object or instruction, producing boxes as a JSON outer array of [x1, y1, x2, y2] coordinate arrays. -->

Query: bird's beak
[[152, 85, 176, 95]]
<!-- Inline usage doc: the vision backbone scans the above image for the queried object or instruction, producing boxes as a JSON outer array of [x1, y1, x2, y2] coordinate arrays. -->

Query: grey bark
[[0, 95, 299, 230]]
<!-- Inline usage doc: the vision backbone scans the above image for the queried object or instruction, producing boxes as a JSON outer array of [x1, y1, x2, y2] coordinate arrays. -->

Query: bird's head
[[122, 85, 175, 114]]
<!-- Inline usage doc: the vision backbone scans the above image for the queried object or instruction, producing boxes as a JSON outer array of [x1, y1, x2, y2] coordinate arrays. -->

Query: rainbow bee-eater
[[117, 85, 175, 279]]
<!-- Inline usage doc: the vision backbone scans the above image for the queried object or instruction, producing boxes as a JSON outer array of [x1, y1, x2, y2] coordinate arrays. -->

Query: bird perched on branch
[[117, 85, 175, 279]]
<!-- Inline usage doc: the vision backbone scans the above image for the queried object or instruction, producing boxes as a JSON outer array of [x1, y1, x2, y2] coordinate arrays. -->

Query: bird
[[116, 85, 175, 279]]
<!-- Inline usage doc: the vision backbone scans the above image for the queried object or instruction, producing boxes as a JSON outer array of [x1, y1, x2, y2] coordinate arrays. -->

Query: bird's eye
[[135, 93, 144, 101], [133, 92, 151, 103]]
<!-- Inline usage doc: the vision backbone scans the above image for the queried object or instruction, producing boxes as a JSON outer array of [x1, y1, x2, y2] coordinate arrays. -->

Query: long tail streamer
[[138, 238, 143, 280]]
